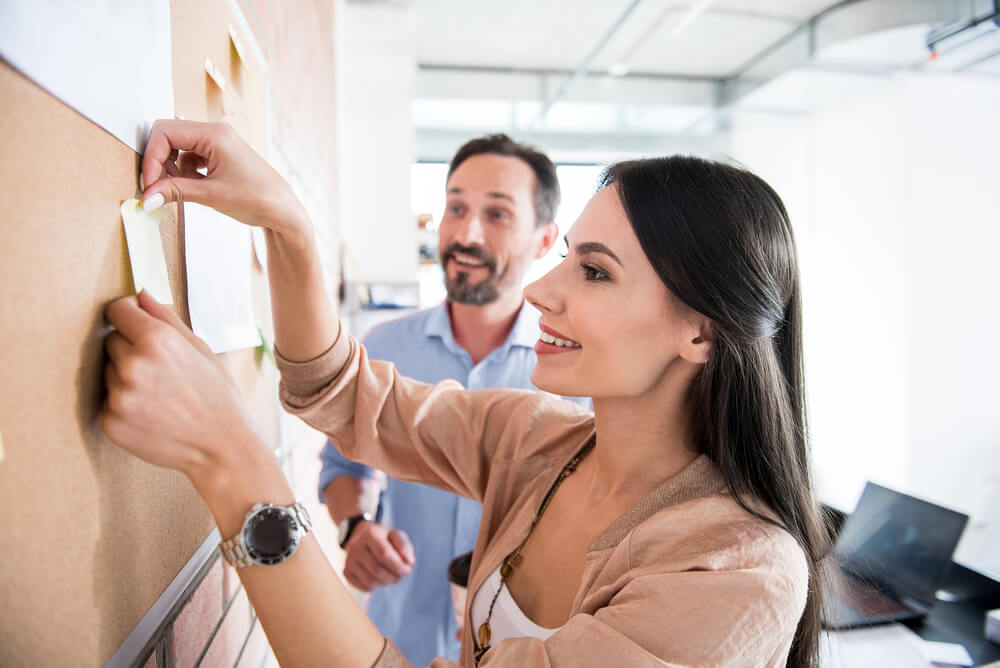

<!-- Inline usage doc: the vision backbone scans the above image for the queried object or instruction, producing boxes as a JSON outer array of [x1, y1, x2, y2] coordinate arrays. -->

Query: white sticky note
[[185, 203, 261, 353], [921, 640, 973, 666], [120, 199, 173, 304]]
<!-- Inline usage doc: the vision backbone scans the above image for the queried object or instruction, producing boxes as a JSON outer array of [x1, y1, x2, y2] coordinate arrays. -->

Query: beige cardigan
[[277, 333, 809, 668]]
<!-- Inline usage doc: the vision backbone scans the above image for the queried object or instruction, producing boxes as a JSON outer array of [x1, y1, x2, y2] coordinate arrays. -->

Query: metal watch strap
[[220, 501, 312, 568]]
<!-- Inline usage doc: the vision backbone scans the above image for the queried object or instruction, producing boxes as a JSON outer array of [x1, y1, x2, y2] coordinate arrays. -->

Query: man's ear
[[680, 319, 713, 365], [534, 221, 558, 259]]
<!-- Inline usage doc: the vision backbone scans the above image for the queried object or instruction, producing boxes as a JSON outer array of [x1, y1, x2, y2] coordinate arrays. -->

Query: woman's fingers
[[142, 120, 227, 210], [177, 151, 208, 177], [104, 330, 132, 364], [104, 296, 155, 344], [135, 290, 209, 350], [139, 118, 304, 233], [141, 119, 217, 189]]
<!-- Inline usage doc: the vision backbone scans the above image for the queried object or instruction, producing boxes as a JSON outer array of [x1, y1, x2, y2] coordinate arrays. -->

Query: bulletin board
[[0, 1, 275, 665]]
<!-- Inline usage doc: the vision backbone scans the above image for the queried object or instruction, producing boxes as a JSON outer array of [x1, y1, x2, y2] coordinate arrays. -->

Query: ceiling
[[414, 0, 840, 77], [395, 0, 1000, 161]]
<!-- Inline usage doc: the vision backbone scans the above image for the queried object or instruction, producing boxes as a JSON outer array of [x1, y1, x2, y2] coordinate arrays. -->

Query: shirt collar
[[423, 300, 541, 353]]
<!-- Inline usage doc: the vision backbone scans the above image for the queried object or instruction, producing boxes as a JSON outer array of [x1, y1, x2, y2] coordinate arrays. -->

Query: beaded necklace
[[473, 435, 596, 664]]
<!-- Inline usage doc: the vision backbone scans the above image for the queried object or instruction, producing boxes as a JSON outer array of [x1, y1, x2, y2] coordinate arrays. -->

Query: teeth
[[539, 331, 581, 348], [452, 254, 486, 267]]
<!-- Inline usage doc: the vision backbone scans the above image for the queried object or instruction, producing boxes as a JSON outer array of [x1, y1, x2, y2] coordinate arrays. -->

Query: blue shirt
[[318, 301, 588, 666]]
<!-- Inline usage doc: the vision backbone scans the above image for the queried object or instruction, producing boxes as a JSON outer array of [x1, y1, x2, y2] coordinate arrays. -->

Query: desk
[[913, 599, 1000, 665], [822, 600, 1000, 667]]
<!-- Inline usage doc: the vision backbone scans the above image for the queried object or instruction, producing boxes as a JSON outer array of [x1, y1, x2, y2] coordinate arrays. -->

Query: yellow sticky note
[[229, 25, 252, 83], [120, 199, 173, 303], [205, 57, 226, 91]]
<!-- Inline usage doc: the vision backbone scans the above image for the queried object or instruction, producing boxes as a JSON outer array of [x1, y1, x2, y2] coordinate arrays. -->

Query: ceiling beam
[[416, 66, 716, 107], [718, 0, 995, 105], [532, 0, 645, 126]]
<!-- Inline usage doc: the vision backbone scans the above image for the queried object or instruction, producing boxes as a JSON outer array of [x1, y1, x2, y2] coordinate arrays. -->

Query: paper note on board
[[228, 25, 253, 83], [121, 199, 173, 304], [0, 1, 173, 153], [205, 57, 226, 91], [185, 203, 261, 354], [251, 227, 267, 270]]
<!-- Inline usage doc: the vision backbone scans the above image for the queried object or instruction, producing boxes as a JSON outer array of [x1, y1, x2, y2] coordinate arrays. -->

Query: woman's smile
[[535, 324, 582, 354]]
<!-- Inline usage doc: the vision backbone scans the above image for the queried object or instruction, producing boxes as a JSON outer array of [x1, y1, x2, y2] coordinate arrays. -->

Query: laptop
[[821, 482, 968, 630]]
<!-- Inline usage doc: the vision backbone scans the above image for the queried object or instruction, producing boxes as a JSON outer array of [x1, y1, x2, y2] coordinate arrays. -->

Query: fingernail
[[143, 193, 165, 211]]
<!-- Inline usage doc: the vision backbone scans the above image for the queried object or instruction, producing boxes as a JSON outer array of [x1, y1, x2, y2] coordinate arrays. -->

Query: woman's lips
[[534, 339, 581, 354], [536, 324, 581, 354]]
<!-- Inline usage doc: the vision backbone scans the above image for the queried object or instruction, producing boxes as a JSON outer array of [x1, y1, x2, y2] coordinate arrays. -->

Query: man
[[319, 134, 587, 665]]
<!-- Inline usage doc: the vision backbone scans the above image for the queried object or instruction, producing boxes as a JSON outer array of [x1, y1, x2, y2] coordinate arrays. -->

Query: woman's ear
[[680, 319, 713, 365]]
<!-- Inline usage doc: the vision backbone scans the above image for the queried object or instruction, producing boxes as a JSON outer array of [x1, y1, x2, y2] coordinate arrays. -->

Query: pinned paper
[[0, 1, 174, 153], [228, 25, 252, 83], [185, 203, 261, 353], [251, 227, 267, 270], [120, 199, 173, 303], [205, 57, 226, 91]]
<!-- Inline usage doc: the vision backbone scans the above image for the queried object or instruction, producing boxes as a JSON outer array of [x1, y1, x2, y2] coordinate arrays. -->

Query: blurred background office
[[4, 2, 998, 666], [333, 0, 1000, 586]]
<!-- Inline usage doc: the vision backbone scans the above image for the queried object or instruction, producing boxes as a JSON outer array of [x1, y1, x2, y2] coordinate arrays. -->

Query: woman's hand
[[141, 119, 306, 235], [102, 290, 263, 496], [140, 119, 338, 362]]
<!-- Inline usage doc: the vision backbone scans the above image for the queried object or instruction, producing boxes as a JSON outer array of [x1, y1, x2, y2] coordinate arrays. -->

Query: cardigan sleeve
[[276, 332, 591, 504]]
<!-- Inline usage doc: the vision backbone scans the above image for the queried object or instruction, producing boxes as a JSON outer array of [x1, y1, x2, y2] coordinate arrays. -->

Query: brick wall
[[135, 554, 274, 668], [134, 2, 347, 666]]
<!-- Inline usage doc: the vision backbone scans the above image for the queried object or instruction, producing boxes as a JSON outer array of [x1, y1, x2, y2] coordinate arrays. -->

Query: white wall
[[902, 74, 1000, 575], [336, 1, 417, 283], [731, 71, 1000, 578]]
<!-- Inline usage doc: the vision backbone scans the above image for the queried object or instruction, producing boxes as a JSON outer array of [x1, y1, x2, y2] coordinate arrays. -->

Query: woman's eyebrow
[[566, 236, 623, 267]]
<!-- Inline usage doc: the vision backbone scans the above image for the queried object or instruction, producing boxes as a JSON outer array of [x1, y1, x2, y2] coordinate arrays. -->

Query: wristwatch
[[220, 501, 312, 568], [338, 512, 374, 549]]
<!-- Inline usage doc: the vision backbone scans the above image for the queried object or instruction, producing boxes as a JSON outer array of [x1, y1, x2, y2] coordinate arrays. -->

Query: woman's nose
[[524, 264, 563, 315]]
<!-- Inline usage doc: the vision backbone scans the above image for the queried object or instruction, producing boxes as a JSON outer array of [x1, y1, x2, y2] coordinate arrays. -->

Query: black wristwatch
[[337, 512, 374, 548], [220, 501, 312, 568]]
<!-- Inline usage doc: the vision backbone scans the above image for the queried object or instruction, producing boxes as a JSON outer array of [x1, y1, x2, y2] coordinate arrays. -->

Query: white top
[[469, 565, 561, 646]]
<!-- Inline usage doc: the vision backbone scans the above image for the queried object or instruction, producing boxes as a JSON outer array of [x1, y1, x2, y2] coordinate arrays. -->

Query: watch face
[[244, 506, 300, 565]]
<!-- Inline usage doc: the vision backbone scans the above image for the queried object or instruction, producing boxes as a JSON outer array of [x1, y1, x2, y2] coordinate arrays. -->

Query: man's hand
[[341, 522, 415, 593]]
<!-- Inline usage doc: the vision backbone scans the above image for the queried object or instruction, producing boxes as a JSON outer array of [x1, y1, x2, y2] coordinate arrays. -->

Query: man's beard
[[440, 243, 506, 305]]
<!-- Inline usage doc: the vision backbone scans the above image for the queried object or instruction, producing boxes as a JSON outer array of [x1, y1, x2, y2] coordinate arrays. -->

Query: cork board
[[0, 1, 275, 665]]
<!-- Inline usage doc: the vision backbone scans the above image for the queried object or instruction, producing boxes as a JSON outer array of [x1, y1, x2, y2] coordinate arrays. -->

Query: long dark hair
[[599, 156, 829, 667]]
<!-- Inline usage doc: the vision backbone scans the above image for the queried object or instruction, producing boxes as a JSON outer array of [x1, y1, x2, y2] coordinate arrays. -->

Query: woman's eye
[[580, 263, 609, 281]]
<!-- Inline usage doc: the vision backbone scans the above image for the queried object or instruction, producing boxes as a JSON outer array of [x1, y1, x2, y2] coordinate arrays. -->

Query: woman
[[103, 120, 828, 667]]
